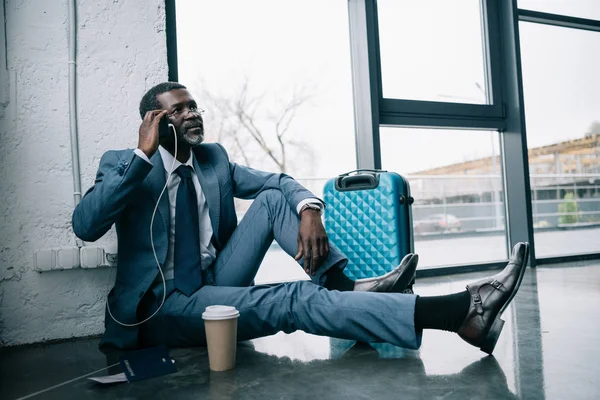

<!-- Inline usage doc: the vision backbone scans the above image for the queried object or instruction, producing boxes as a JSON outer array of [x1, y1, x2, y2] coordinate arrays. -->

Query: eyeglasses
[[168, 105, 206, 118]]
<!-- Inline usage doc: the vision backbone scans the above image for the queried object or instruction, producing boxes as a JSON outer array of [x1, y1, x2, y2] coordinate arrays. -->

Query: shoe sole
[[480, 242, 530, 355]]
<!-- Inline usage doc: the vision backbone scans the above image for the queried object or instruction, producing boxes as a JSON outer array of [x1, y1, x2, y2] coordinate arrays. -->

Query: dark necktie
[[174, 165, 202, 296]]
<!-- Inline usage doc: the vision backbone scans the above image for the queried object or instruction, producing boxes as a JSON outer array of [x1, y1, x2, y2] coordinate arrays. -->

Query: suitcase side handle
[[335, 173, 380, 191]]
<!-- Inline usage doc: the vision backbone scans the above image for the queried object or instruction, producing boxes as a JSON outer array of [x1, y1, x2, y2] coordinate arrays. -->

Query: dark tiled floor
[[2, 262, 599, 400]]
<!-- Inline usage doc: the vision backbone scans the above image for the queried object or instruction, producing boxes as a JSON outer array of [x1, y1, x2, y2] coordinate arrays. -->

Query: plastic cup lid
[[202, 305, 240, 320]]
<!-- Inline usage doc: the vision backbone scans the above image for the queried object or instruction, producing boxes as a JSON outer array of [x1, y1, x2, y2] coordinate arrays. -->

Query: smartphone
[[158, 115, 173, 139]]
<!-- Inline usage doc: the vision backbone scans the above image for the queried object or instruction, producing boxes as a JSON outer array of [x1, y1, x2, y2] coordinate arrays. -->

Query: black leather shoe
[[457, 242, 530, 354], [353, 254, 418, 293]]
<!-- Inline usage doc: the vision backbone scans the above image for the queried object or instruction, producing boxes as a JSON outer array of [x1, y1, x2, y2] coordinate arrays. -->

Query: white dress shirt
[[133, 146, 323, 280]]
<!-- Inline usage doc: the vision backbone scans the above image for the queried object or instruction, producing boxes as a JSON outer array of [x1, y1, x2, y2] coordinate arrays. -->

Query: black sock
[[324, 267, 355, 291], [414, 291, 471, 332]]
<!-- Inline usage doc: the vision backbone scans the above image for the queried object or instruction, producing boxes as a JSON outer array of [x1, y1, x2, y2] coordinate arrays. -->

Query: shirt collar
[[158, 145, 195, 174]]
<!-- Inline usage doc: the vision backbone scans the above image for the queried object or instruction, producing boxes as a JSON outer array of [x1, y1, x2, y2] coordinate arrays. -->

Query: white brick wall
[[0, 0, 168, 346]]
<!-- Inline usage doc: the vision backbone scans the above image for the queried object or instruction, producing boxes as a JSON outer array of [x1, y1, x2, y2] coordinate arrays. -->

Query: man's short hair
[[139, 82, 187, 119]]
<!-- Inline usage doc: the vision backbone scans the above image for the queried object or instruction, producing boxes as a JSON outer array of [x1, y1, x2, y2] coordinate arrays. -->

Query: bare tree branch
[[274, 87, 310, 140], [232, 133, 252, 166], [199, 78, 313, 174]]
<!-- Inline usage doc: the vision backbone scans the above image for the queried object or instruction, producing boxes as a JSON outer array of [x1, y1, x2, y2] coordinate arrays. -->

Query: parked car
[[414, 214, 462, 234]]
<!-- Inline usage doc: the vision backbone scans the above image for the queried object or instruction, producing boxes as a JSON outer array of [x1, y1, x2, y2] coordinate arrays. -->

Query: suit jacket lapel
[[147, 151, 170, 234], [193, 148, 221, 246]]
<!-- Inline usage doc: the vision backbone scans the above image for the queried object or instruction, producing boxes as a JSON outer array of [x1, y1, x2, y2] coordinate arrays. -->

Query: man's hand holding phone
[[138, 109, 169, 158]]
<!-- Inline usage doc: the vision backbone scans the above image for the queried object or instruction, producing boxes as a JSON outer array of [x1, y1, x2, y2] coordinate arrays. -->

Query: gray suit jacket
[[72, 143, 316, 349]]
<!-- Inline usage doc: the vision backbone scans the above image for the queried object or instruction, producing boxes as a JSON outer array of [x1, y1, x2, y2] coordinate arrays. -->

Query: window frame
[[374, 0, 506, 128]]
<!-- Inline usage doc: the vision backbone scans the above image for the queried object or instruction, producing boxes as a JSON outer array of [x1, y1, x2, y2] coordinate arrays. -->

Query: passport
[[118, 345, 177, 382]]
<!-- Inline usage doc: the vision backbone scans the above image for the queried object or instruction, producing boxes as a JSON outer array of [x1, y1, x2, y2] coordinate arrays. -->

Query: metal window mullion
[[380, 98, 503, 118], [379, 101, 504, 122], [498, 0, 536, 262], [348, 0, 381, 169], [501, 5, 545, 396], [483, 0, 506, 113], [348, 0, 381, 170], [519, 9, 600, 32], [165, 0, 178, 82], [379, 98, 506, 129], [379, 114, 505, 130]]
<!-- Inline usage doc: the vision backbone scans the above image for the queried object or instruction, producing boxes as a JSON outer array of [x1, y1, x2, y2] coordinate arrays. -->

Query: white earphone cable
[[106, 123, 177, 327]]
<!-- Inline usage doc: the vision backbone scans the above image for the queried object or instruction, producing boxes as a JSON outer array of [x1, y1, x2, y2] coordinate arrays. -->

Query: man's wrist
[[134, 148, 153, 164], [300, 203, 322, 216], [297, 198, 324, 215], [138, 147, 154, 158]]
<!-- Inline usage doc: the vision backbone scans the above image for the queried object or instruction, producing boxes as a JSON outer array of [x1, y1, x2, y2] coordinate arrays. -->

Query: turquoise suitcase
[[323, 169, 414, 280]]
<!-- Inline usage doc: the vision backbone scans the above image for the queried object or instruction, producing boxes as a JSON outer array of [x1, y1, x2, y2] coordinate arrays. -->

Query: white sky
[[378, 0, 486, 103], [176, 0, 600, 176]]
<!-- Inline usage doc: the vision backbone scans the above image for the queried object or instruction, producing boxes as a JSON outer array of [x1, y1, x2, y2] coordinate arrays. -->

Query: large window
[[377, 0, 488, 104], [176, 0, 357, 282], [520, 22, 600, 257], [172, 0, 600, 275], [380, 128, 507, 268]]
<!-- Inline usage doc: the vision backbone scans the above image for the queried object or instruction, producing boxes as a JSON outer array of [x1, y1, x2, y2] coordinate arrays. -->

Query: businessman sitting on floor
[[72, 82, 529, 354]]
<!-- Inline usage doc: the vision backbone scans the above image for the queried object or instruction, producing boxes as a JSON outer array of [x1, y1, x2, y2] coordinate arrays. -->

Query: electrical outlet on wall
[[80, 246, 106, 269], [80, 245, 118, 268], [34, 247, 80, 271], [34, 245, 118, 271], [34, 249, 56, 271], [57, 247, 80, 269]]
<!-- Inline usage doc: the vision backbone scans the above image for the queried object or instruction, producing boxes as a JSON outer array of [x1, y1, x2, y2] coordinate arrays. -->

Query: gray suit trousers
[[139, 190, 422, 349]]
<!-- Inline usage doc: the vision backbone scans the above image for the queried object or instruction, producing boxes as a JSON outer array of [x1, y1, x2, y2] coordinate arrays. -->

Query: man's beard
[[179, 125, 204, 147]]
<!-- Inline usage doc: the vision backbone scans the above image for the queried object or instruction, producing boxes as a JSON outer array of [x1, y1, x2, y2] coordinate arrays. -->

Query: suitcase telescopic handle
[[335, 170, 382, 191], [338, 169, 388, 177]]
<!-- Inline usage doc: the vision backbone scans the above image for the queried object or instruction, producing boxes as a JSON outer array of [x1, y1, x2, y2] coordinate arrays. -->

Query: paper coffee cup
[[202, 305, 240, 371]]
